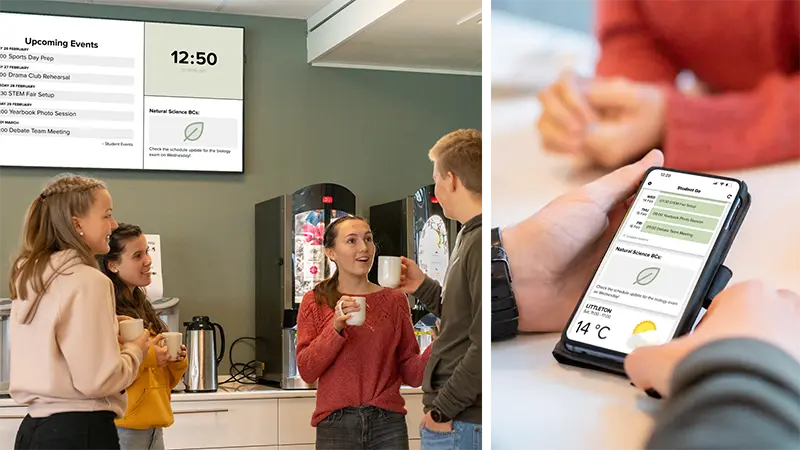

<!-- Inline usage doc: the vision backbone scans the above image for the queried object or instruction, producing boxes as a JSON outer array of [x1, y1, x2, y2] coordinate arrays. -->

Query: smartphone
[[562, 168, 749, 363]]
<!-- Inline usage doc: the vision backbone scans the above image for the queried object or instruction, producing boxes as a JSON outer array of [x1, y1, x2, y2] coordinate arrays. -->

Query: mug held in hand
[[337, 296, 366, 326], [118, 318, 144, 342], [162, 332, 183, 361], [378, 256, 402, 288]]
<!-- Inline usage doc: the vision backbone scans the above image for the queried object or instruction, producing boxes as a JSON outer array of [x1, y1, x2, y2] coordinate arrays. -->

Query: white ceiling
[[309, 0, 481, 74], [48, 0, 481, 75], [47, 0, 333, 19]]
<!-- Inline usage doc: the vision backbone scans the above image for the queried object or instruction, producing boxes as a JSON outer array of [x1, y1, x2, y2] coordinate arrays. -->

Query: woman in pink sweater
[[8, 175, 150, 449], [537, 0, 799, 171]]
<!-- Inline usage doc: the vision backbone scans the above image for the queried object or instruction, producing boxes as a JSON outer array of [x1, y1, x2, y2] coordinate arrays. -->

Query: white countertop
[[170, 382, 422, 403], [0, 381, 422, 409], [491, 11, 800, 450]]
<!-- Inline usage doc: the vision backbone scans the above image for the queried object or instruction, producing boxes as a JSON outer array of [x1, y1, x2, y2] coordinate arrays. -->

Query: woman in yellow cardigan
[[98, 223, 188, 450]]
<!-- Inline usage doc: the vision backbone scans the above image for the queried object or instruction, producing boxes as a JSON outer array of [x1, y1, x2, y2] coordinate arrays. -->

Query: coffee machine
[[142, 234, 181, 333], [369, 185, 459, 350], [151, 297, 181, 333], [255, 183, 356, 389]]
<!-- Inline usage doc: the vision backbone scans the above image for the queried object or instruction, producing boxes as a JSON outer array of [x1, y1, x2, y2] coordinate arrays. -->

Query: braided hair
[[97, 224, 167, 334], [9, 174, 107, 301]]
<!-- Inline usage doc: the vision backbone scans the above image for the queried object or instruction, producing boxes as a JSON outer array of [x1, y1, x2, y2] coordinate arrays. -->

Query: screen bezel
[[562, 167, 747, 361], [0, 11, 246, 174]]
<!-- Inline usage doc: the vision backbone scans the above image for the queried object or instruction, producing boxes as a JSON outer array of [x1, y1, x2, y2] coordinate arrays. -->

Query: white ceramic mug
[[119, 318, 144, 342], [378, 256, 402, 288], [162, 332, 183, 360], [337, 296, 366, 326]]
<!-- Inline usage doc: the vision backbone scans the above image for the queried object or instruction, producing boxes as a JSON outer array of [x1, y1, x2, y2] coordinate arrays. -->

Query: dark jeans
[[316, 405, 409, 450], [15, 411, 120, 449]]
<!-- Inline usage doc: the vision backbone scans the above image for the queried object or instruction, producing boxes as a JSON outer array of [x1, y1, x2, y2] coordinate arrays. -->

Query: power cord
[[218, 337, 260, 385]]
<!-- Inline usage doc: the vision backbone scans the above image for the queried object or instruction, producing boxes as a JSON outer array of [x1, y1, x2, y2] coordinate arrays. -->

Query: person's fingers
[[624, 193, 636, 209], [538, 88, 583, 133], [705, 280, 760, 316], [776, 288, 800, 302], [625, 335, 698, 397], [539, 115, 582, 154], [584, 78, 639, 110], [557, 71, 600, 123], [582, 121, 644, 168], [581, 148, 664, 212], [625, 345, 662, 389]]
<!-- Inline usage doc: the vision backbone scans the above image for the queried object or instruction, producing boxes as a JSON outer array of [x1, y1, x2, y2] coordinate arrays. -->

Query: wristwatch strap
[[491, 227, 519, 341], [430, 408, 451, 423]]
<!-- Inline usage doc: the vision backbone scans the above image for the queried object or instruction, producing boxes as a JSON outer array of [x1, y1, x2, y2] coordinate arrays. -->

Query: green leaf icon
[[634, 267, 660, 286], [184, 121, 204, 142]]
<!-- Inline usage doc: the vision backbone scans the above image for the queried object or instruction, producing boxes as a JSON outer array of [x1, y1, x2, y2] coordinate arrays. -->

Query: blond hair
[[9, 174, 107, 301], [428, 129, 482, 195]]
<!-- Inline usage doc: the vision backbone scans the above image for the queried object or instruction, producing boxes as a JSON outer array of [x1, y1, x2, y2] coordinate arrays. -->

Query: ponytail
[[313, 269, 341, 309]]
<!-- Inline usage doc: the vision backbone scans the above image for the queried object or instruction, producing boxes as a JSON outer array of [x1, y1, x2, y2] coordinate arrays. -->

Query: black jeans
[[316, 405, 409, 450], [15, 411, 120, 449]]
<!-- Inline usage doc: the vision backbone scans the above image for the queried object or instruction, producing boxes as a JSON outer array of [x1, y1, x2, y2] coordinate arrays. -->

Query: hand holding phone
[[501, 150, 665, 332], [561, 166, 749, 366]]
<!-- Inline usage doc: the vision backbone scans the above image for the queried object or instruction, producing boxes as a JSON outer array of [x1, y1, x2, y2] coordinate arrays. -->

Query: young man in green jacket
[[398, 129, 483, 450]]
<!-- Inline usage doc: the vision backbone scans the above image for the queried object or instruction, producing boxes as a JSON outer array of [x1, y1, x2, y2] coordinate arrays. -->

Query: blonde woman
[[8, 174, 150, 449]]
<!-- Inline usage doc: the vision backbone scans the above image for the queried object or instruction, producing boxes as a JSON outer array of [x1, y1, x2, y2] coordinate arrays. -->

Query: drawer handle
[[0, 415, 26, 419], [174, 408, 229, 415]]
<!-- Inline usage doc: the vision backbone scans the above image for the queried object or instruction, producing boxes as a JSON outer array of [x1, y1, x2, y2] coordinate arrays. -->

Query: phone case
[[552, 169, 752, 377]]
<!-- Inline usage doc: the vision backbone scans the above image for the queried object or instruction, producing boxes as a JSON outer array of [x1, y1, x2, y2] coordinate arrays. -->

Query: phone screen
[[565, 169, 741, 355]]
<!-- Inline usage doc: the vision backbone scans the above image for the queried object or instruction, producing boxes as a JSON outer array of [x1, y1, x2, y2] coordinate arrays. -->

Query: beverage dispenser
[[369, 185, 459, 350]]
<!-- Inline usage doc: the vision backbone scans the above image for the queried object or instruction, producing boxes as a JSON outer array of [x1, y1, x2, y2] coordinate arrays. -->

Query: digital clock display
[[171, 50, 218, 66]]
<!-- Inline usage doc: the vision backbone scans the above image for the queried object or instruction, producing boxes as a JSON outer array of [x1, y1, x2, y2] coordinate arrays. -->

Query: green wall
[[0, 1, 481, 372]]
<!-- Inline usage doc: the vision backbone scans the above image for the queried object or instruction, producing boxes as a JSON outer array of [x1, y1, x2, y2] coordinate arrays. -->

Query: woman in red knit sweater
[[537, 0, 799, 171], [296, 216, 432, 450]]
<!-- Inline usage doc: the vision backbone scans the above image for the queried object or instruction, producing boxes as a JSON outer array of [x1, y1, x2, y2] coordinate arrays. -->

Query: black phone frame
[[553, 167, 751, 376]]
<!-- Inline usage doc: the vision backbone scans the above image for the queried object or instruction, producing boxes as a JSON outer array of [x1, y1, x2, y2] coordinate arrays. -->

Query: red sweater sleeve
[[295, 293, 346, 384], [594, 0, 678, 83], [595, 0, 800, 170], [394, 298, 432, 388], [664, 74, 800, 171]]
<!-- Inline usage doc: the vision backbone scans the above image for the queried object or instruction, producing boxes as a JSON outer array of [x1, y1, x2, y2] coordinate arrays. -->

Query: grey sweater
[[648, 338, 800, 449], [414, 214, 482, 424]]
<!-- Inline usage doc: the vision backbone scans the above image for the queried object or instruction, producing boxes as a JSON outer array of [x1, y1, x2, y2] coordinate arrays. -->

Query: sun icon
[[632, 320, 657, 334]]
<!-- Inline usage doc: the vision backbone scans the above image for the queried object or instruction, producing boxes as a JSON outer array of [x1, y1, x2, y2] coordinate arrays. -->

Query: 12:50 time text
[[171, 50, 218, 66]]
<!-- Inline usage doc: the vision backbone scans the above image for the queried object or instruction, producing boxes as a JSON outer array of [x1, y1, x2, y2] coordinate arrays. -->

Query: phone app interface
[[566, 170, 739, 354]]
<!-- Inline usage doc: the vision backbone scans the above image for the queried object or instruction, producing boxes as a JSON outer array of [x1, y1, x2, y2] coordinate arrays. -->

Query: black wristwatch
[[491, 227, 519, 341], [430, 408, 451, 423]]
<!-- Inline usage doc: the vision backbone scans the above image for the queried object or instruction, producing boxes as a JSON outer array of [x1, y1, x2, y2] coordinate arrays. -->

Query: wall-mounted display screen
[[0, 12, 244, 172]]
